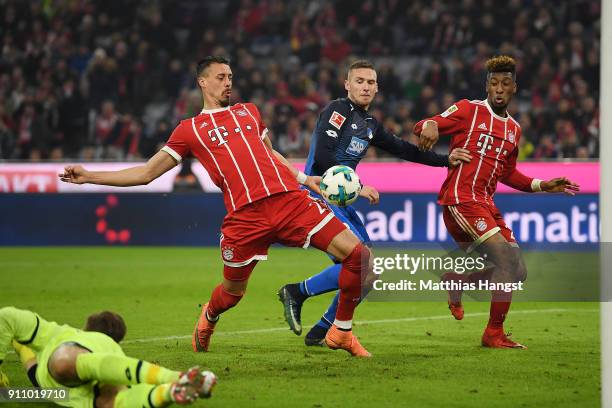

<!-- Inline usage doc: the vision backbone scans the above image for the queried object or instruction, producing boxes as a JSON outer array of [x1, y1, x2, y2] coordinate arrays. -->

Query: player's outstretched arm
[[373, 126, 442, 166], [262, 134, 321, 194], [500, 146, 580, 195], [58, 150, 177, 187], [372, 126, 471, 168], [540, 177, 581, 195]]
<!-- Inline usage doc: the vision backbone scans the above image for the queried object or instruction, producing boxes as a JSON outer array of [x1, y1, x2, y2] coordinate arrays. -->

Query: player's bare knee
[[48, 344, 88, 386], [498, 253, 525, 283], [515, 257, 528, 282], [327, 229, 361, 261]]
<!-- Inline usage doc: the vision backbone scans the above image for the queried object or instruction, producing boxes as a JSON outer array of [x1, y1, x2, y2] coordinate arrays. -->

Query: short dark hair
[[485, 55, 516, 80], [196, 56, 230, 77], [85, 311, 126, 343], [348, 59, 375, 73]]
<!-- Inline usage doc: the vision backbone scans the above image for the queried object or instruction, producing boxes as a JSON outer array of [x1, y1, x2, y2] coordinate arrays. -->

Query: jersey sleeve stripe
[[228, 109, 271, 196], [161, 146, 182, 162], [261, 128, 269, 140], [190, 117, 236, 211], [21, 315, 40, 345]]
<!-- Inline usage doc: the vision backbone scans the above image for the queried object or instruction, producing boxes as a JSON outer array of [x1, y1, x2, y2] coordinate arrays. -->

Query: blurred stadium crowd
[[0, 0, 600, 161]]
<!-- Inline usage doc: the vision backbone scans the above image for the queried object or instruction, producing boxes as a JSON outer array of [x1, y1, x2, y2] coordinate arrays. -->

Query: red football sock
[[335, 243, 369, 322], [487, 290, 512, 329], [206, 284, 244, 320]]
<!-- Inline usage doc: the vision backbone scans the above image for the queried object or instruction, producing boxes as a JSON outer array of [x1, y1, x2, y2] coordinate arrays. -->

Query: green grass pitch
[[1, 247, 600, 407]]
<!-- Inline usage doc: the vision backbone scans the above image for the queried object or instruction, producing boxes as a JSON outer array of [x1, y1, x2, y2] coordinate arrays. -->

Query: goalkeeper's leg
[[48, 345, 216, 406]]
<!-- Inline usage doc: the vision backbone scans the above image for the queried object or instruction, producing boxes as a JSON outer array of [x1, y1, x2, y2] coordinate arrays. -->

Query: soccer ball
[[320, 165, 361, 207]]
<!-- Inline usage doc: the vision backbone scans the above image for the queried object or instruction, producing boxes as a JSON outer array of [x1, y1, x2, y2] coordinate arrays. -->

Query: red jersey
[[414, 99, 535, 206], [162, 103, 299, 212]]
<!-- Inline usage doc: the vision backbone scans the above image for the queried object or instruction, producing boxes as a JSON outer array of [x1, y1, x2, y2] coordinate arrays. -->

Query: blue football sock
[[299, 263, 341, 297], [316, 292, 339, 329]]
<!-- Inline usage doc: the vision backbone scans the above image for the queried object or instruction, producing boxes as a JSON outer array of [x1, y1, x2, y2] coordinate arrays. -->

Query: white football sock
[[333, 319, 352, 330]]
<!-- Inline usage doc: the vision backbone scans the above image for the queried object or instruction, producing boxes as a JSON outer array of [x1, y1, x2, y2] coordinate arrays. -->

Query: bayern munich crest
[[222, 246, 234, 261], [507, 130, 515, 143], [475, 218, 488, 232]]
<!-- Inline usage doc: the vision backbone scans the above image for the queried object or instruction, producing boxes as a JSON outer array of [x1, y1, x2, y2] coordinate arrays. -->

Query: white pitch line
[[122, 308, 598, 345]]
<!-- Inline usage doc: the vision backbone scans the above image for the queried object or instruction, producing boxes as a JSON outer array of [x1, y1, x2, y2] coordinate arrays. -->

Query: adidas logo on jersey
[[478, 123, 488, 131]]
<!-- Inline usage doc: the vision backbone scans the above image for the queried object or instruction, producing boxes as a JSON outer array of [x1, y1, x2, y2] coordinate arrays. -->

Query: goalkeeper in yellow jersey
[[0, 307, 217, 407]]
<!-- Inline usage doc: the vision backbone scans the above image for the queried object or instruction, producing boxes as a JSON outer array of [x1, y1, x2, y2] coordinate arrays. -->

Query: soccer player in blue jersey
[[278, 60, 472, 345]]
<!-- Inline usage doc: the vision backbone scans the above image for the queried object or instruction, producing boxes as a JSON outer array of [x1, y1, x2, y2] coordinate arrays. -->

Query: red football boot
[[325, 325, 371, 357], [481, 327, 527, 349], [192, 303, 217, 352], [441, 272, 464, 320]]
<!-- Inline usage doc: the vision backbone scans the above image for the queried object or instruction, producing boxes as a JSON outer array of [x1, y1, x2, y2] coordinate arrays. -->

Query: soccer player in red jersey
[[413, 56, 580, 349], [59, 56, 372, 357]]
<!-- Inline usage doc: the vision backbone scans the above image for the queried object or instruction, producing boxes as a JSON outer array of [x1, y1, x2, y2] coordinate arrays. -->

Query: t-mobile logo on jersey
[[476, 133, 494, 155], [208, 124, 255, 146], [208, 126, 230, 146]]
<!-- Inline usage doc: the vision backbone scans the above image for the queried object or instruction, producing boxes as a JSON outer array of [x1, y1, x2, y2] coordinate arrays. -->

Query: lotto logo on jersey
[[329, 111, 346, 129], [346, 136, 368, 156], [440, 104, 458, 118]]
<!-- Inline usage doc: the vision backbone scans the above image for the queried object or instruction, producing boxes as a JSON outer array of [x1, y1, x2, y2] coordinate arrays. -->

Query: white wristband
[[531, 178, 543, 192], [297, 171, 308, 184]]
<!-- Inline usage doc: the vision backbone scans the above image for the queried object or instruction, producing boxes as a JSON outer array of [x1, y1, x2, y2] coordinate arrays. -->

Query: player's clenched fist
[[58, 165, 89, 184], [418, 120, 439, 151], [541, 177, 580, 196]]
